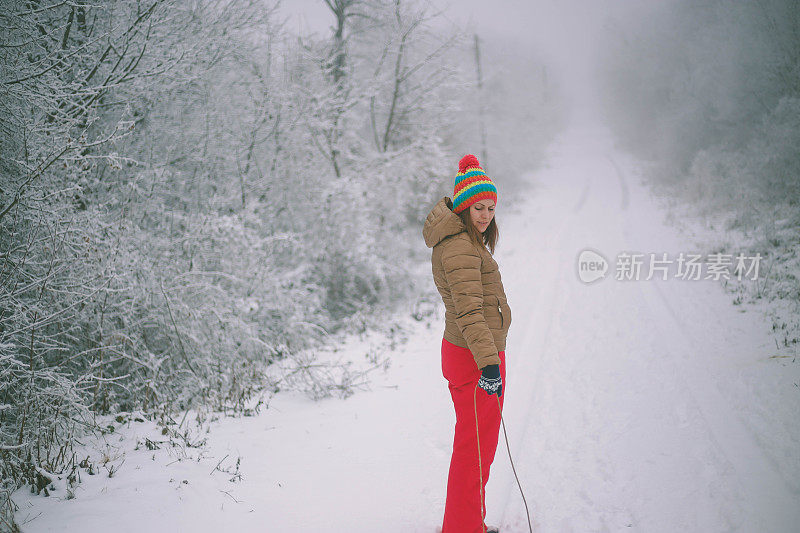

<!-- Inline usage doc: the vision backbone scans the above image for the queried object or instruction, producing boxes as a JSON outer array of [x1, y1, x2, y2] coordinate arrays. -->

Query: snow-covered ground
[[13, 119, 800, 532]]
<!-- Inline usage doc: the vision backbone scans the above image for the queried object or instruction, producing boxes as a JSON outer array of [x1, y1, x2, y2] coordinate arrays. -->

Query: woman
[[422, 154, 512, 533]]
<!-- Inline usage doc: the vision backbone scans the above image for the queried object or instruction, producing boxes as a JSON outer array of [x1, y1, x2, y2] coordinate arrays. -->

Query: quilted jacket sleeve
[[441, 237, 501, 369]]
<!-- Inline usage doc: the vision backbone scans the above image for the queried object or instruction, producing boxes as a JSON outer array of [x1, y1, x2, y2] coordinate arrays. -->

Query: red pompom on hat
[[458, 154, 480, 174], [452, 154, 497, 213]]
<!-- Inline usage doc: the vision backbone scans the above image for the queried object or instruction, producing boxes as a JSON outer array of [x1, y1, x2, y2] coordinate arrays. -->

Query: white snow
[[13, 118, 800, 532]]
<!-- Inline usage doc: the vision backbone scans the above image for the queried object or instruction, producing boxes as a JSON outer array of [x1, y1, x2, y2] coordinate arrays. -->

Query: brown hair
[[457, 206, 498, 255]]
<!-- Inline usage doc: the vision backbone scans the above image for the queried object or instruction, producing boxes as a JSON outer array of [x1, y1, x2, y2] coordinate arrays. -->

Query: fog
[[3, 1, 798, 530], [282, 0, 648, 126]]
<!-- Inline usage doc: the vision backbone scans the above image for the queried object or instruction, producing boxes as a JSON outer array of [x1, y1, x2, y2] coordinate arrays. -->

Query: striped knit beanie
[[452, 154, 497, 213]]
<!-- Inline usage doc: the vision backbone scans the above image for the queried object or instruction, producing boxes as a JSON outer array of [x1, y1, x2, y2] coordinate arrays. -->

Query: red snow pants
[[441, 337, 506, 533]]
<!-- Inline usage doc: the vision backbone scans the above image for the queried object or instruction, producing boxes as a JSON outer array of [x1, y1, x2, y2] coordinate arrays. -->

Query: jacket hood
[[423, 196, 466, 248]]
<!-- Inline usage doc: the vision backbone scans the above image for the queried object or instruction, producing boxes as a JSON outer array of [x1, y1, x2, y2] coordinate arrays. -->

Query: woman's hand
[[478, 363, 502, 397]]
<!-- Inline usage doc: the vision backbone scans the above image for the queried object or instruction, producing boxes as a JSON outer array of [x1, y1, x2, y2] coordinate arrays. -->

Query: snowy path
[[14, 122, 800, 532], [491, 122, 800, 532]]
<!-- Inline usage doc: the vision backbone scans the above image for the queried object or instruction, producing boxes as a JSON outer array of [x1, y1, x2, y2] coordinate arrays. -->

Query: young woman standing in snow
[[423, 154, 512, 533]]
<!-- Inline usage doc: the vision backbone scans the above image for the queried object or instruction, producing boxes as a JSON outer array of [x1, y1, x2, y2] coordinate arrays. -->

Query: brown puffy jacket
[[422, 196, 512, 369]]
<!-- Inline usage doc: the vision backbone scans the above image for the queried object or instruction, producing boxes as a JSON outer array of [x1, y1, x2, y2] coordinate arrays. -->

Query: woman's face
[[469, 199, 495, 233]]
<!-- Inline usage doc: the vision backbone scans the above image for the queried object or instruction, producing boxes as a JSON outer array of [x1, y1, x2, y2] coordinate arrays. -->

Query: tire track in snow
[[632, 253, 800, 531], [614, 157, 800, 531], [495, 163, 594, 530], [498, 152, 637, 532], [606, 155, 629, 211]]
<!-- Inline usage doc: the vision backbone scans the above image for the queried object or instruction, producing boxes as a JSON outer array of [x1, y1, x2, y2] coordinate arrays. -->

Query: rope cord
[[473, 383, 487, 533], [496, 394, 534, 533], [473, 383, 534, 533]]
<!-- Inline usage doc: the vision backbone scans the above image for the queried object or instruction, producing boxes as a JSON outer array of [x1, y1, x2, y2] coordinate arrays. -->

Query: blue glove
[[478, 364, 502, 397]]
